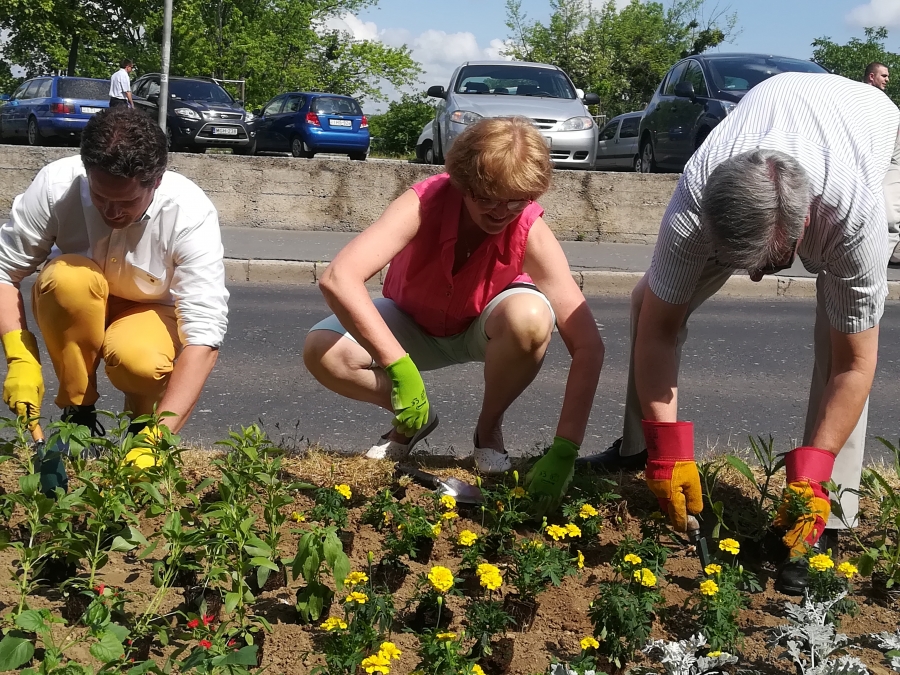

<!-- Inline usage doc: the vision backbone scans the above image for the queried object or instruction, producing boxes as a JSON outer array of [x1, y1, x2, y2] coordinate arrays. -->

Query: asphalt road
[[17, 282, 900, 466]]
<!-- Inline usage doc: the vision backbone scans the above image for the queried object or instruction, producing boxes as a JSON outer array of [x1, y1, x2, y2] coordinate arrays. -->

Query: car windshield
[[169, 80, 234, 103], [312, 97, 362, 115], [57, 79, 110, 100], [707, 57, 828, 92], [454, 65, 576, 99]]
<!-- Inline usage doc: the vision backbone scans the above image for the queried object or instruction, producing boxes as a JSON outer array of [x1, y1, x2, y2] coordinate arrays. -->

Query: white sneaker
[[363, 410, 440, 461], [473, 433, 511, 474]]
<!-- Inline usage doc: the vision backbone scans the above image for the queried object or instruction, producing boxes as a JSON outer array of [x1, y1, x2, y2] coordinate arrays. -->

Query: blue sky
[[328, 0, 900, 108]]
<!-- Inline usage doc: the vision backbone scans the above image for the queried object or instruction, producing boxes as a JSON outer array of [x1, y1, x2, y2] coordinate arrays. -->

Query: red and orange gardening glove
[[642, 420, 702, 532], [773, 446, 835, 558]]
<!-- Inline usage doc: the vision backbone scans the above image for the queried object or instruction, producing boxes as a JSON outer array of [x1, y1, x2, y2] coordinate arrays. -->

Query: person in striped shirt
[[583, 72, 900, 594]]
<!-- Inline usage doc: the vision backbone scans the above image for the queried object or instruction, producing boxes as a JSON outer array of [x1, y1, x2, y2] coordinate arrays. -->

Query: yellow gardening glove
[[2, 329, 44, 424], [774, 482, 831, 559], [124, 426, 161, 470]]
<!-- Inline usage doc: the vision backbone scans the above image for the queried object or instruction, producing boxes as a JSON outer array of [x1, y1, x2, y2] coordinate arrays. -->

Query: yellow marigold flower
[[580, 636, 600, 651], [480, 573, 502, 591], [379, 642, 402, 660], [431, 523, 442, 537], [428, 566, 455, 593], [495, 500, 505, 512], [440, 495, 457, 510], [290, 511, 305, 522], [576, 550, 585, 569], [623, 553, 642, 565], [699, 579, 719, 596], [442, 511, 459, 521], [521, 539, 544, 550], [335, 484, 352, 500], [383, 511, 393, 524], [361, 652, 391, 674], [477, 563, 500, 577], [809, 554, 835, 572], [511, 487, 526, 498], [458, 530, 478, 547], [579, 504, 599, 519], [718, 538, 740, 555], [708, 651, 722, 658], [346, 571, 369, 586], [344, 591, 368, 604], [565, 523, 582, 538], [704, 564, 722, 576], [634, 568, 657, 587], [837, 561, 858, 580], [436, 632, 457, 641], [545, 524, 568, 541], [320, 617, 348, 631], [471, 665, 485, 675]]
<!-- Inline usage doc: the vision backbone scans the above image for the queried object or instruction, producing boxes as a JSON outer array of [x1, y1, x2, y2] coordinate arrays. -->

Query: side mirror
[[426, 85, 446, 99], [583, 92, 601, 105], [674, 81, 695, 100], [148, 93, 159, 104], [253, 108, 262, 117], [235, 99, 244, 106]]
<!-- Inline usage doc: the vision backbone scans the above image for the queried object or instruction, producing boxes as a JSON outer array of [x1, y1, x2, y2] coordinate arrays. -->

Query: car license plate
[[329, 119, 352, 127], [82, 107, 101, 114], [212, 127, 238, 135], [542, 136, 552, 147]]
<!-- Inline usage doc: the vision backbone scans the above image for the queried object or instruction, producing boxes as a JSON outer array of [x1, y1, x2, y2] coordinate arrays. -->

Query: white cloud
[[846, 0, 900, 30]]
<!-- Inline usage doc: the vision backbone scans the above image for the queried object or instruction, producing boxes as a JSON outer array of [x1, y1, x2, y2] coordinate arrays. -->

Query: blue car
[[251, 92, 369, 159], [1, 76, 111, 146]]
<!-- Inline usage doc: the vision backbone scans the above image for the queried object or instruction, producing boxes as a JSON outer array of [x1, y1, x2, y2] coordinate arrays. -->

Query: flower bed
[[0, 417, 898, 675]]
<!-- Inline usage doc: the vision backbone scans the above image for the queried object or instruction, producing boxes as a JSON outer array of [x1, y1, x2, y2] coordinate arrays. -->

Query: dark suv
[[131, 74, 255, 153], [638, 53, 828, 173]]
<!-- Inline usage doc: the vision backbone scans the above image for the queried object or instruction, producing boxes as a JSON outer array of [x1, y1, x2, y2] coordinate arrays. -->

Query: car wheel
[[291, 137, 307, 158], [348, 151, 367, 161], [633, 154, 641, 172], [27, 118, 42, 146], [640, 141, 656, 173], [422, 142, 434, 164]]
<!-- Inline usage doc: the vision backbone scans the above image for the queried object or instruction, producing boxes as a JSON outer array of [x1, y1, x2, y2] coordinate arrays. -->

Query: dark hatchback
[[638, 53, 828, 173], [131, 74, 255, 153], [0, 76, 110, 146], [250, 92, 369, 159]]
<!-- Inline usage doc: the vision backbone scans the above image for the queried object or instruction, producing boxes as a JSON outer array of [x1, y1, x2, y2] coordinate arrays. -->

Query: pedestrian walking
[[303, 116, 603, 511], [109, 59, 134, 108]]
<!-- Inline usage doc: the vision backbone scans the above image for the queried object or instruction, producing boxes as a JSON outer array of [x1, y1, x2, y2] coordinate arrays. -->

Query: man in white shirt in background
[[109, 59, 134, 108], [0, 106, 229, 491], [864, 61, 890, 91]]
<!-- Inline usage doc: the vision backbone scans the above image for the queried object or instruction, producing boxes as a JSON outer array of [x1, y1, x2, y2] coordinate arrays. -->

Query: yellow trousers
[[32, 254, 180, 416]]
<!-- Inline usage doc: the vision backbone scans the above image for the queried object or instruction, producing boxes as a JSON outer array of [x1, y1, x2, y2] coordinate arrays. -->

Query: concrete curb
[[225, 258, 900, 299]]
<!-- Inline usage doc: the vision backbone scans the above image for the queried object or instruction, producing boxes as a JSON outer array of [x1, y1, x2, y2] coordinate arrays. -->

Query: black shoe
[[774, 529, 840, 596], [574, 437, 648, 472], [60, 404, 105, 437]]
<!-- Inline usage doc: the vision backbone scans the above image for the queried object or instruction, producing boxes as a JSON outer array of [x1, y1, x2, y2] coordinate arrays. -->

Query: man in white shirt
[[864, 61, 890, 91], [109, 59, 134, 108], [579, 73, 900, 593], [0, 106, 229, 487]]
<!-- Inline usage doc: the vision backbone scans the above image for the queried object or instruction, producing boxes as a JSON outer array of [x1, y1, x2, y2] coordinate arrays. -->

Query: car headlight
[[244, 111, 255, 122], [174, 108, 200, 120], [450, 110, 483, 125], [559, 116, 594, 131], [722, 101, 737, 115]]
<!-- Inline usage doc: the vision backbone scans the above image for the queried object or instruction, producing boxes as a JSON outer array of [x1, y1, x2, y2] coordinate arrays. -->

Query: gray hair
[[700, 149, 810, 270]]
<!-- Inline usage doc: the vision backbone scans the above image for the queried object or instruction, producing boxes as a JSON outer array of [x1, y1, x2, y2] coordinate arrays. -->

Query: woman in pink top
[[303, 117, 603, 512]]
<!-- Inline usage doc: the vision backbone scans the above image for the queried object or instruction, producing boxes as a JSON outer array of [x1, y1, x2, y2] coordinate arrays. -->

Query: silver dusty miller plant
[[872, 629, 900, 672], [769, 592, 869, 675], [642, 632, 739, 675]]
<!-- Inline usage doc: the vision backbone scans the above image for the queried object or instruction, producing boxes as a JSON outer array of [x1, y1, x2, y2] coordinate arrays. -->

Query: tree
[[368, 92, 436, 156], [811, 27, 900, 106], [504, 0, 739, 118]]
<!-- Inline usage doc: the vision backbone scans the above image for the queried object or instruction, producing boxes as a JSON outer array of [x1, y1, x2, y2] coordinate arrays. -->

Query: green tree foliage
[[504, 0, 738, 118], [368, 92, 436, 156], [0, 0, 420, 107], [811, 27, 900, 106]]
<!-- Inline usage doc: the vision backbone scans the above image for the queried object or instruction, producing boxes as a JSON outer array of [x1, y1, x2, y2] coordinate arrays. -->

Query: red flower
[[95, 584, 105, 595], [227, 639, 236, 647], [187, 619, 200, 629], [202, 614, 215, 626], [199, 639, 212, 650]]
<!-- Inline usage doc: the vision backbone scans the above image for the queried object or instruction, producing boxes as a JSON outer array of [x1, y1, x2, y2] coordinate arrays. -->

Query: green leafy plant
[[361, 489, 400, 532], [805, 553, 858, 625], [477, 471, 531, 551], [507, 537, 577, 603], [465, 598, 511, 658], [309, 484, 352, 530], [176, 614, 259, 675], [412, 629, 482, 675], [382, 502, 441, 561], [292, 525, 350, 623], [561, 499, 604, 544], [689, 572, 745, 652], [722, 435, 786, 542]]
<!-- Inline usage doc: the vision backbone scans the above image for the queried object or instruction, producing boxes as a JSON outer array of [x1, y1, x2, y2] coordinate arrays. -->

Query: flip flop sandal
[[364, 410, 440, 461]]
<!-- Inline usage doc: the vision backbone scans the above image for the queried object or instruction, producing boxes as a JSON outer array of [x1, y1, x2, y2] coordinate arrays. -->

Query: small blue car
[[1, 76, 111, 146], [250, 92, 369, 159]]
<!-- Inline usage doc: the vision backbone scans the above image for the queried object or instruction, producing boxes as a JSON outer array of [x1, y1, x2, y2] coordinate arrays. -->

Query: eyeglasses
[[752, 237, 801, 277], [469, 193, 532, 212]]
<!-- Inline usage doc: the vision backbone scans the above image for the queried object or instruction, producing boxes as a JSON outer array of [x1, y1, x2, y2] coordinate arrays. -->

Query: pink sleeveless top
[[382, 173, 543, 337]]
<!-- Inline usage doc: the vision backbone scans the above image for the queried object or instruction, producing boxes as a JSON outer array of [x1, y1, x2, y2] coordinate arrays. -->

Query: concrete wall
[[0, 145, 679, 243]]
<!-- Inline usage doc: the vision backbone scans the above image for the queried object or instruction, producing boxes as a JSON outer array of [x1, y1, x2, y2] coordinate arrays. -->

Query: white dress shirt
[[109, 68, 131, 100], [649, 72, 900, 334], [0, 155, 229, 347]]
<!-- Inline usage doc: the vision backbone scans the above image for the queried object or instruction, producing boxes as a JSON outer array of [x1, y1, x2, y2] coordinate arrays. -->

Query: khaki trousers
[[620, 266, 865, 529], [32, 254, 180, 416]]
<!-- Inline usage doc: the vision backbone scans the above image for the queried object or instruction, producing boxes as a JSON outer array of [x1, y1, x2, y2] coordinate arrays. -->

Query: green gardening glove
[[384, 354, 430, 437], [525, 436, 579, 517]]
